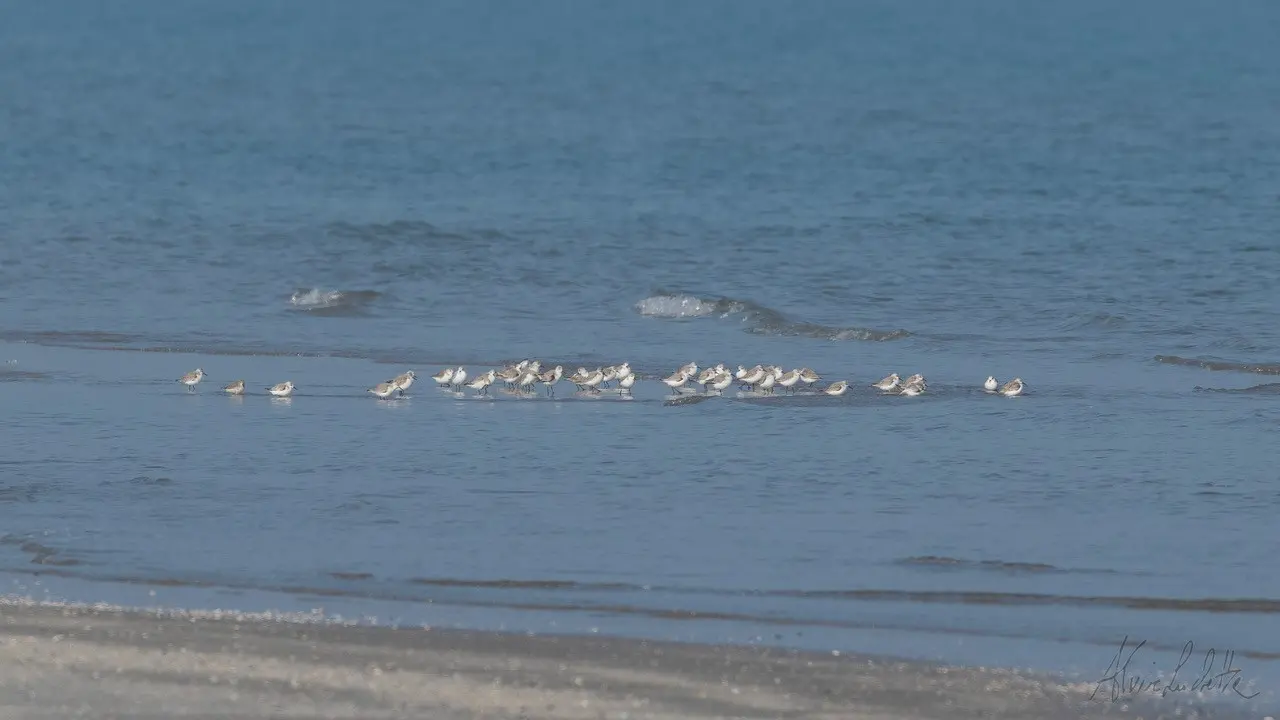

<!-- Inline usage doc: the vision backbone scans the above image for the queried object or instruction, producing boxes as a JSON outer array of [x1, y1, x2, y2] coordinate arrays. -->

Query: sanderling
[[799, 368, 821, 387], [872, 373, 900, 392], [899, 383, 923, 397], [903, 373, 924, 387], [516, 370, 538, 394], [998, 378, 1025, 397], [267, 381, 295, 397], [709, 370, 733, 394], [567, 368, 590, 391], [177, 368, 205, 391], [431, 368, 454, 388], [758, 370, 777, 395], [984, 376, 999, 392], [777, 368, 802, 394], [390, 370, 416, 394], [615, 362, 631, 379], [677, 362, 698, 378], [498, 366, 522, 390], [823, 380, 849, 396], [222, 379, 245, 396], [695, 367, 719, 388], [539, 365, 564, 396], [466, 371, 494, 396], [368, 381, 398, 399], [740, 365, 764, 390], [661, 369, 690, 393], [582, 368, 605, 393], [600, 365, 619, 388], [449, 367, 466, 391], [618, 371, 637, 396]]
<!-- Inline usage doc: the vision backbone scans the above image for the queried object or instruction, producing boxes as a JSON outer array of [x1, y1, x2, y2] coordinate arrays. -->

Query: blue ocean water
[[2, 0, 1278, 710]]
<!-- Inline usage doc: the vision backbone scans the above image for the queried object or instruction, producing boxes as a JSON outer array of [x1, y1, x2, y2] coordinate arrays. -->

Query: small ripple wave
[[288, 287, 382, 316], [634, 290, 910, 342]]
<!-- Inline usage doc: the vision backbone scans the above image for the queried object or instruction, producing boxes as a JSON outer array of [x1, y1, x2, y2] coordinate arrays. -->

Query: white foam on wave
[[633, 294, 718, 319], [0, 593, 361, 627], [290, 288, 346, 309]]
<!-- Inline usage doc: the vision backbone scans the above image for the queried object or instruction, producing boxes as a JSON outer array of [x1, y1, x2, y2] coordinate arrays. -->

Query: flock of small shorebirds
[[175, 362, 1027, 399]]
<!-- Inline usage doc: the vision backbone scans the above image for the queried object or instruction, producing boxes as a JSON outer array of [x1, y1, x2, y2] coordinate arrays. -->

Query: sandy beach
[[0, 599, 1237, 720]]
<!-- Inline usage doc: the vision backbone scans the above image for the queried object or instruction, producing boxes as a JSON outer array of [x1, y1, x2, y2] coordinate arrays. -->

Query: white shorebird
[[498, 366, 522, 390], [177, 368, 205, 391], [984, 376, 999, 392], [661, 369, 690, 393], [777, 369, 802, 394], [758, 370, 777, 395], [390, 370, 416, 394], [739, 365, 764, 390], [368, 381, 398, 399], [582, 368, 604, 393], [899, 383, 923, 397], [872, 373, 900, 392], [267, 381, 294, 397], [516, 369, 537, 394], [902, 373, 924, 387], [798, 368, 821, 387], [600, 365, 619, 388], [824, 380, 849, 396], [695, 366, 719, 389], [451, 366, 468, 391], [466, 370, 495, 396], [677, 362, 698, 379], [709, 370, 733, 394], [222, 379, 245, 396], [539, 365, 563, 396], [617, 371, 636, 396], [431, 367, 454, 388], [998, 378, 1025, 397]]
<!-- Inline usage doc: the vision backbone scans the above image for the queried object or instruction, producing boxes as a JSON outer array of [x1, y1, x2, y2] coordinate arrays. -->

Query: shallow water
[[2, 0, 1279, 711]]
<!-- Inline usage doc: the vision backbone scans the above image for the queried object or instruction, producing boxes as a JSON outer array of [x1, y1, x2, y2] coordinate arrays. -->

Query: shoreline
[[0, 598, 1244, 719]]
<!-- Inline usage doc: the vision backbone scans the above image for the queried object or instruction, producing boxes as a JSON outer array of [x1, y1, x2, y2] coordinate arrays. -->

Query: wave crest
[[288, 288, 381, 316], [635, 291, 909, 342]]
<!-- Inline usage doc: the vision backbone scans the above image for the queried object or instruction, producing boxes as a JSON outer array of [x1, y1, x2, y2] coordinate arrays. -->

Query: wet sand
[[0, 600, 1239, 719]]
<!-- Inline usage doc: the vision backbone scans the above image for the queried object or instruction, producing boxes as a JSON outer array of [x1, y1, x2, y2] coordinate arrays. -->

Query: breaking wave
[[288, 288, 381, 316], [634, 291, 910, 342]]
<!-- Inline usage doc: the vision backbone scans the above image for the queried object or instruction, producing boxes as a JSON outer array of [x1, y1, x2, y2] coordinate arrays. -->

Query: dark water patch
[[896, 556, 1123, 575], [0, 328, 364, 360], [1056, 313, 1130, 331], [288, 288, 382, 316], [0, 367, 49, 382], [410, 577, 635, 591], [3, 537, 81, 566], [323, 220, 477, 249], [1156, 355, 1280, 375], [634, 290, 910, 342], [331, 572, 374, 581], [899, 556, 1058, 573], [0, 483, 45, 504], [663, 393, 717, 407], [1194, 383, 1280, 394], [0, 330, 140, 346], [782, 589, 1280, 613]]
